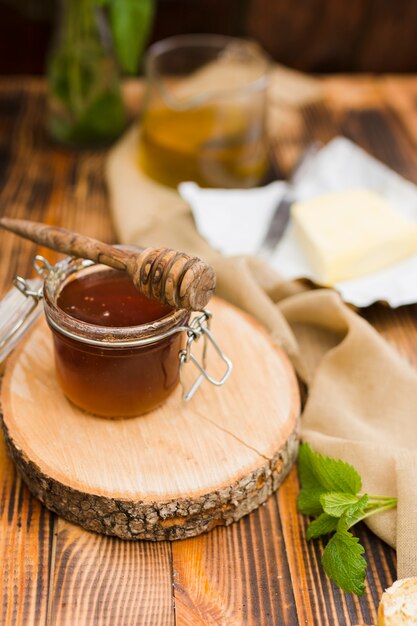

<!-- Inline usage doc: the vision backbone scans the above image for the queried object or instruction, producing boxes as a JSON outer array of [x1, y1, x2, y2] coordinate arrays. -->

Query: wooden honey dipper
[[0, 217, 216, 311]]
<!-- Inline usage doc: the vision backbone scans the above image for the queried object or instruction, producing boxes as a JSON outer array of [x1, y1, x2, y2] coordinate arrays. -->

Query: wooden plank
[[317, 77, 417, 186], [0, 432, 53, 626], [172, 489, 299, 626], [0, 78, 115, 302], [246, 0, 417, 73], [0, 79, 55, 626], [381, 76, 417, 153], [364, 305, 417, 369], [48, 521, 174, 626]]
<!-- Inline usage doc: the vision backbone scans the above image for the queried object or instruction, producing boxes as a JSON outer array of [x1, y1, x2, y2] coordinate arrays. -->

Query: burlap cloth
[[106, 123, 417, 579]]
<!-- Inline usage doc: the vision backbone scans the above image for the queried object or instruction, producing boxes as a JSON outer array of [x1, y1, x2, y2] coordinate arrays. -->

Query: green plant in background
[[106, 0, 154, 74], [47, 0, 154, 146], [297, 443, 397, 596]]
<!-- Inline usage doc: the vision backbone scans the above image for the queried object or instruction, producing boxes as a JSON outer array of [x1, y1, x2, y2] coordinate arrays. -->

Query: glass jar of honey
[[139, 35, 270, 189], [42, 256, 192, 418], [1, 254, 232, 418]]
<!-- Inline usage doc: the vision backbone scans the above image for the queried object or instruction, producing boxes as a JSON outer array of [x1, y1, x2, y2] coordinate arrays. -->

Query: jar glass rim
[[145, 34, 271, 110], [43, 257, 190, 347]]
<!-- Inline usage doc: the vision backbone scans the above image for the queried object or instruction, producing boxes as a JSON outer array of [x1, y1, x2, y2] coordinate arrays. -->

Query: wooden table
[[1, 76, 417, 625]]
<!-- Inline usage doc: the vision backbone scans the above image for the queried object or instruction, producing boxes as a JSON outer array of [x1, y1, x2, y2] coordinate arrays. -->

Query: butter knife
[[258, 142, 321, 258]]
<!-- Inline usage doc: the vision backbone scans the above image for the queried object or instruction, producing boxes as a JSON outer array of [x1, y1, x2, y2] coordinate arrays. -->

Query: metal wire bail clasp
[[0, 255, 51, 363], [14, 255, 52, 299], [179, 309, 233, 401]]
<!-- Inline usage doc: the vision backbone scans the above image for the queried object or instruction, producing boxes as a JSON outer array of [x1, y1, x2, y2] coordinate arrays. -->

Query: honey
[[139, 104, 268, 189], [43, 262, 190, 418], [57, 269, 172, 327]]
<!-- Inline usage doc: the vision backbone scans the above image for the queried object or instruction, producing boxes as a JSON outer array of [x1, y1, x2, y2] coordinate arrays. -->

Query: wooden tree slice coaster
[[1, 298, 300, 541]]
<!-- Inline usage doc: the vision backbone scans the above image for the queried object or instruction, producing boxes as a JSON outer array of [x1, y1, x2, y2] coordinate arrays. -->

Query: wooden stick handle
[[0, 217, 216, 311]]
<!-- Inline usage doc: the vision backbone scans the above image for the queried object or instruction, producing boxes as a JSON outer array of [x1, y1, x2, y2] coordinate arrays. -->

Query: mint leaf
[[322, 530, 367, 595], [298, 443, 361, 495], [110, 0, 154, 74], [298, 486, 327, 516], [320, 492, 359, 517], [297, 444, 397, 596], [306, 513, 338, 540], [338, 495, 369, 532], [298, 442, 323, 490]]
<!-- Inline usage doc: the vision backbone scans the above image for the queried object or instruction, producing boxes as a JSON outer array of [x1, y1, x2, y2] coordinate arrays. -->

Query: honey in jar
[[140, 35, 270, 189], [43, 259, 190, 418], [139, 104, 268, 189]]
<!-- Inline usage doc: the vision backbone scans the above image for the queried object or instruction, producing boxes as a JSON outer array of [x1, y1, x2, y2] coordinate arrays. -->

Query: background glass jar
[[43, 257, 190, 418], [139, 34, 271, 189]]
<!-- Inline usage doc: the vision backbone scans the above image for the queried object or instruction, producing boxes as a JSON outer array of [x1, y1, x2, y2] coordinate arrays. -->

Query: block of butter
[[291, 189, 417, 285], [378, 578, 417, 625]]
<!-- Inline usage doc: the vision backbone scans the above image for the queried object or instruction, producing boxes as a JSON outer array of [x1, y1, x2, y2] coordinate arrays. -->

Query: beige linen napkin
[[106, 126, 417, 579]]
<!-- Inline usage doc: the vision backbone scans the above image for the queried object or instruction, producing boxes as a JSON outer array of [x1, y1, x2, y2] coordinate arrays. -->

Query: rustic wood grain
[[48, 522, 174, 626], [246, 0, 417, 73], [0, 80, 54, 626], [172, 486, 300, 626], [1, 76, 417, 625], [0, 431, 53, 626]]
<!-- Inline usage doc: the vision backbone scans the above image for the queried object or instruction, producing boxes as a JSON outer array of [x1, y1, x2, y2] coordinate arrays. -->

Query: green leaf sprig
[[297, 443, 397, 596], [98, 0, 155, 74]]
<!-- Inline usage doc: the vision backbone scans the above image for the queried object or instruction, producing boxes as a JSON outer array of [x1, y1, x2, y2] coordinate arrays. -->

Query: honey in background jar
[[139, 103, 268, 189], [140, 35, 270, 189]]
